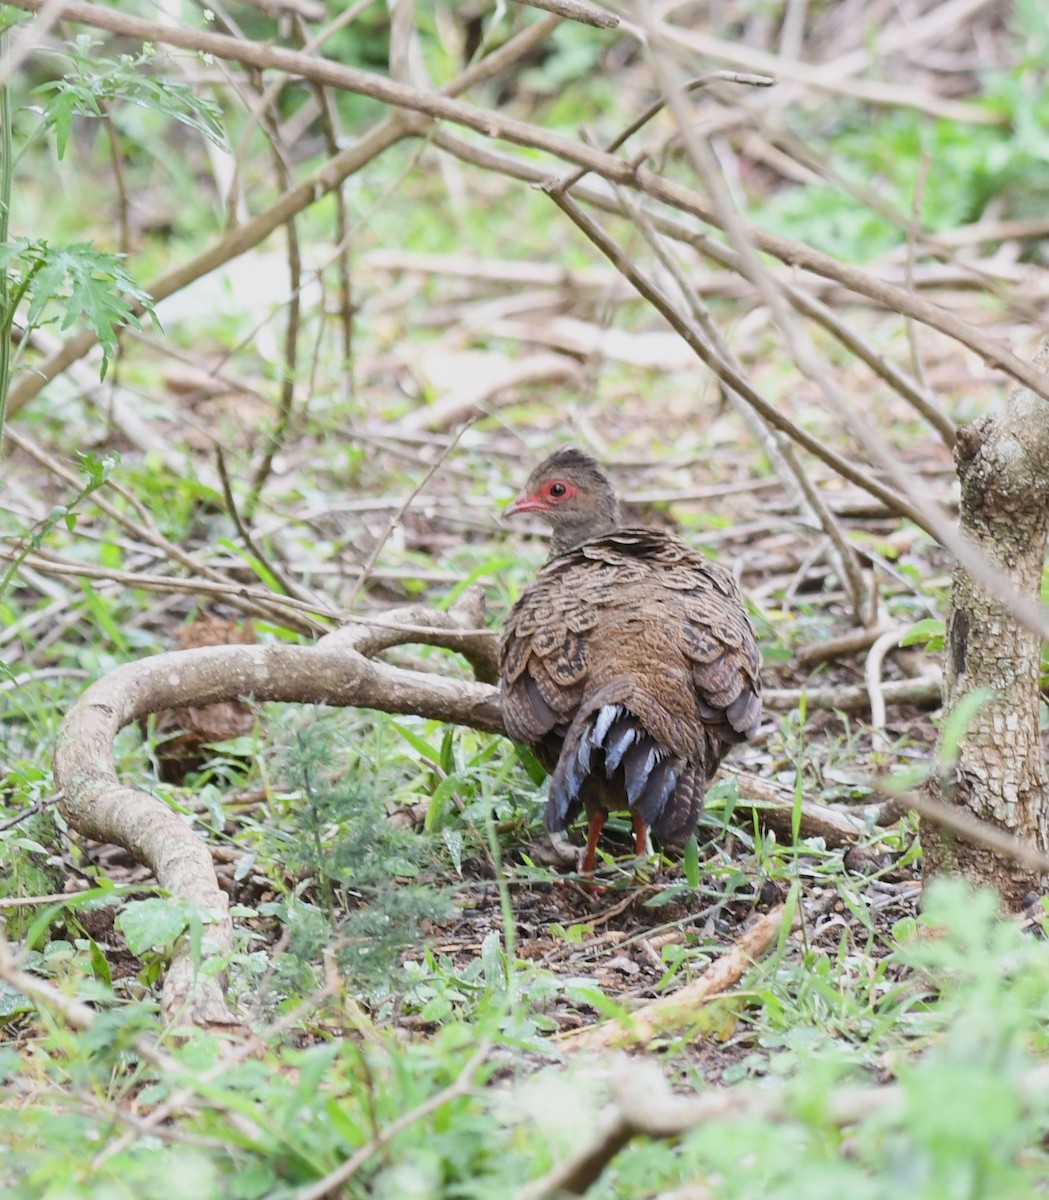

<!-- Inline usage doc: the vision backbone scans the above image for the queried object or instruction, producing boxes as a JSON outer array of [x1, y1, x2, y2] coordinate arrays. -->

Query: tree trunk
[[922, 341, 1049, 907]]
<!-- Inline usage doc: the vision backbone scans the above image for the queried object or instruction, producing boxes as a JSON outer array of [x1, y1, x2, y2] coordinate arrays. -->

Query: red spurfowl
[[499, 449, 762, 874]]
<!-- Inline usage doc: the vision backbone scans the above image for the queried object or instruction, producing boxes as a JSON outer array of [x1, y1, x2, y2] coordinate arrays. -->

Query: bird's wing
[[499, 553, 600, 746]]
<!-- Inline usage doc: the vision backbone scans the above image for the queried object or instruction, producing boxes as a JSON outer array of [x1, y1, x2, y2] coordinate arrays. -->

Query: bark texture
[[922, 341, 1049, 905]]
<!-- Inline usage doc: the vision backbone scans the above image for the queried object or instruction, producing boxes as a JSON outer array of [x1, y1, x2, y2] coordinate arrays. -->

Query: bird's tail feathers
[[545, 682, 694, 835]]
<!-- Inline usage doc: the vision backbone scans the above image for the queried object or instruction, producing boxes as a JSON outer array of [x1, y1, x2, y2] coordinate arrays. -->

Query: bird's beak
[[502, 492, 545, 520]]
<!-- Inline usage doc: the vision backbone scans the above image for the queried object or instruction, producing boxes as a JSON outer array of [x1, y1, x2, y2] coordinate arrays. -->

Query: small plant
[[255, 715, 455, 998]]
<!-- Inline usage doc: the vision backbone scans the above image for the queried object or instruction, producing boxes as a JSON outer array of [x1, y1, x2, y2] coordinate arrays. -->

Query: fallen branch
[[728, 773, 864, 848], [517, 1055, 1049, 1200], [555, 902, 791, 1053], [763, 675, 941, 712], [52, 590, 501, 1025]]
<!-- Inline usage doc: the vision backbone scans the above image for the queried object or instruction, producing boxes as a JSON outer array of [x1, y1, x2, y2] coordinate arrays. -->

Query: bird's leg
[[581, 810, 606, 875], [632, 812, 649, 858]]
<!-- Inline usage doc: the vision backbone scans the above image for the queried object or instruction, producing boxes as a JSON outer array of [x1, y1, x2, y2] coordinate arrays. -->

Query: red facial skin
[[503, 479, 579, 519]]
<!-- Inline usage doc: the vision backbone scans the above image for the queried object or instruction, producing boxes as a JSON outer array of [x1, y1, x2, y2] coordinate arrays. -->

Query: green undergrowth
[[4, 854, 1049, 1198]]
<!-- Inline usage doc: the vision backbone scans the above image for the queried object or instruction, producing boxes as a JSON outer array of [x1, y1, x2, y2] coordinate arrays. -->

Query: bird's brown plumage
[[499, 449, 762, 871]]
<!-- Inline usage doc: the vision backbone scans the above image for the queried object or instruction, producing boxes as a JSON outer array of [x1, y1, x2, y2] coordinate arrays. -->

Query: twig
[[4, 426, 323, 633], [519, 1054, 1049, 1200], [341, 421, 473, 611], [555, 902, 791, 1052], [292, 11, 358, 396], [215, 446, 322, 607], [291, 1042, 491, 1200], [726, 772, 864, 847], [646, 8, 1003, 125], [430, 129, 958, 445], [594, 151, 873, 624], [763, 676, 940, 713], [639, 21, 1049, 653], [539, 186, 929, 531], [0, 544, 330, 633], [885, 786, 1049, 876], [552, 70, 774, 194], [513, 0, 618, 29], [795, 623, 897, 668], [5, 0, 1048, 420], [904, 151, 932, 391], [865, 627, 908, 745]]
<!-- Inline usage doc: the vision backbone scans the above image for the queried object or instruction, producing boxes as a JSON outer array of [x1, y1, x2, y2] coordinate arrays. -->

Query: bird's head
[[503, 448, 621, 554]]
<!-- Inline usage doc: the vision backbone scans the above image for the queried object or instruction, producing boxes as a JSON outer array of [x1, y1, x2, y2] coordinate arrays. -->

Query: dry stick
[[4, 1, 1048, 413], [865, 626, 909, 747], [556, 901, 791, 1053], [726, 772, 864, 848], [786, 287, 954, 446], [795, 621, 896, 668], [553, 69, 775, 194], [904, 151, 932, 392], [757, 122, 1030, 338], [245, 173, 303, 515], [202, 9, 561, 386], [196, 0, 305, 517], [399, 353, 584, 434], [215, 446, 322, 607], [239, 0, 324, 18], [519, 1054, 1049, 1200], [10, 536, 935, 714], [3, 2, 564, 416], [4, 115, 406, 416], [220, 0, 373, 221], [0, 546, 502, 675], [429, 130, 956, 446], [514, 0, 618, 28], [890, 787, 1049, 876], [541, 187, 929, 531], [0, 546, 337, 623], [292, 10, 358, 393], [764, 676, 940, 712], [647, 6, 1002, 125], [3, 426, 326, 634], [595, 157, 873, 624], [341, 421, 475, 614]]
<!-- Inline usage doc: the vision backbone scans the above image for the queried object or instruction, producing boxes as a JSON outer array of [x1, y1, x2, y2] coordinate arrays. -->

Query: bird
[[499, 448, 762, 875]]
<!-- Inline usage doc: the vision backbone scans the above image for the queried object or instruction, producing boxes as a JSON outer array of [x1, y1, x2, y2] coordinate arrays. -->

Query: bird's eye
[[549, 482, 567, 498]]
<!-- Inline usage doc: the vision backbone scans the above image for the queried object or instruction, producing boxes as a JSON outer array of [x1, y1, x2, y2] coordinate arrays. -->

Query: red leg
[[582, 810, 606, 875], [632, 812, 648, 857]]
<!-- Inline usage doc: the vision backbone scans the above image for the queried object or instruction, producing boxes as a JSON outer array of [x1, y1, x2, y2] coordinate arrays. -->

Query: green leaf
[[900, 618, 946, 649], [115, 897, 193, 956], [88, 938, 112, 988], [439, 728, 456, 777], [480, 930, 505, 988], [514, 744, 548, 787], [683, 834, 700, 889], [389, 720, 441, 765], [442, 828, 464, 875]]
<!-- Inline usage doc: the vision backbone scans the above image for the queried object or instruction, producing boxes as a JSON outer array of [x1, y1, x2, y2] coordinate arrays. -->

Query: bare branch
[[514, 0, 618, 29]]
